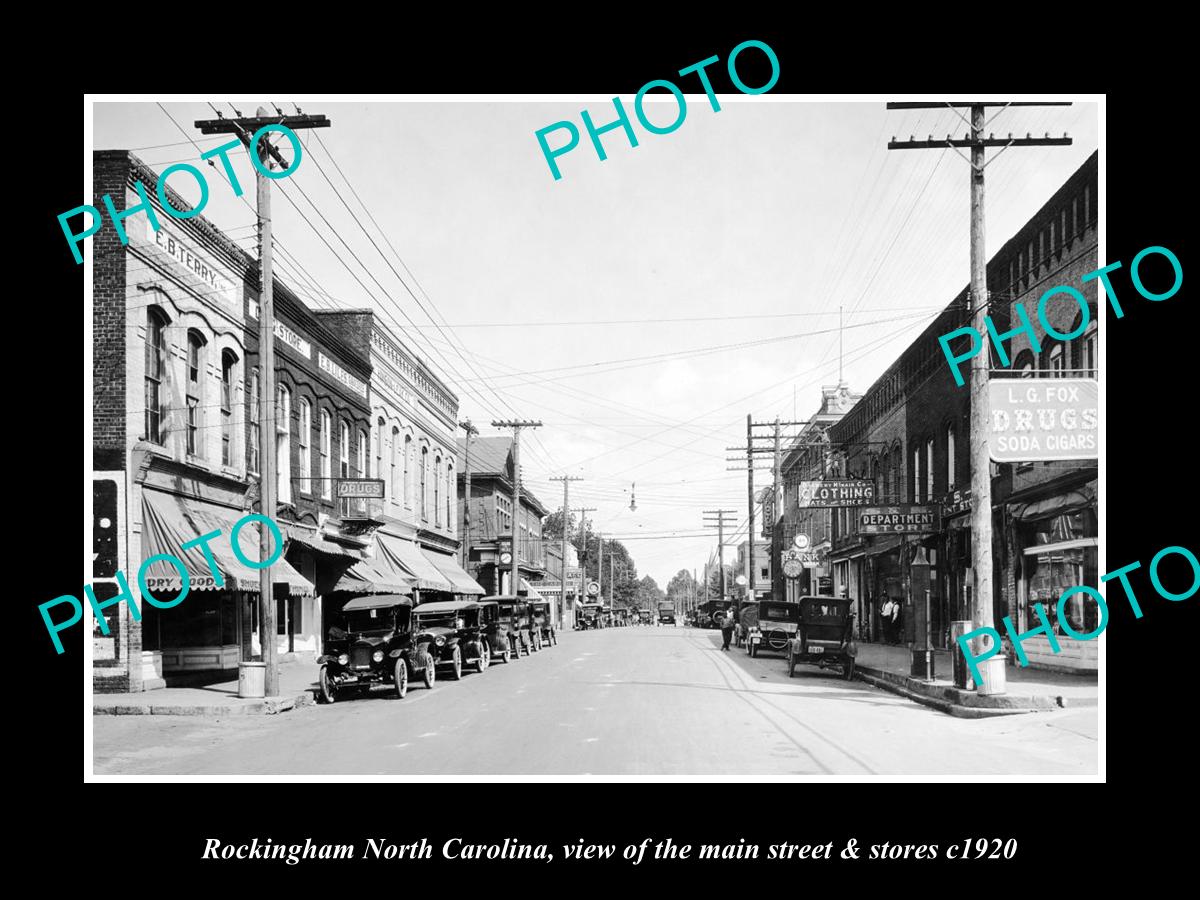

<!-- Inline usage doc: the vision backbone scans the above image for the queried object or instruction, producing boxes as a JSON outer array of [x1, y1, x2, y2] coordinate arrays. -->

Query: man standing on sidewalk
[[720, 608, 735, 651]]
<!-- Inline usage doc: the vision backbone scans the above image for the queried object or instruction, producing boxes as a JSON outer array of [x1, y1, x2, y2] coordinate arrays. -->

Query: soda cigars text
[[59, 123, 305, 265], [534, 39, 780, 181], [39, 513, 285, 654], [957, 543, 1199, 684], [938, 245, 1183, 387]]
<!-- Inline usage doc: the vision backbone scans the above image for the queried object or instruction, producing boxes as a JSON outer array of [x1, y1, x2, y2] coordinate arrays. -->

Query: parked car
[[638, 610, 652, 626], [745, 600, 801, 658], [476, 599, 512, 664], [413, 599, 491, 677], [576, 602, 602, 630], [316, 594, 436, 702], [786, 596, 857, 680], [529, 599, 557, 646], [485, 596, 538, 656], [657, 603, 675, 625]]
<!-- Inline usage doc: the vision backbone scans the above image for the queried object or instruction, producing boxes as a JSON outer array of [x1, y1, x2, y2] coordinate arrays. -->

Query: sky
[[93, 97, 1099, 590]]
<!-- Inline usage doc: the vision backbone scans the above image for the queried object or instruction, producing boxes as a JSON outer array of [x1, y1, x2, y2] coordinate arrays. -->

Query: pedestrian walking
[[720, 608, 735, 651], [880, 597, 896, 644]]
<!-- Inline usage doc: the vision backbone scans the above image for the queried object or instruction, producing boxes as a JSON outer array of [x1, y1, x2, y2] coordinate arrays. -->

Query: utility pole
[[549, 475, 581, 629], [459, 419, 479, 569], [492, 420, 542, 597], [195, 107, 330, 698], [746, 414, 756, 603], [598, 533, 604, 600], [887, 101, 1071, 695], [773, 418, 783, 605], [702, 509, 738, 606], [575, 506, 597, 609]]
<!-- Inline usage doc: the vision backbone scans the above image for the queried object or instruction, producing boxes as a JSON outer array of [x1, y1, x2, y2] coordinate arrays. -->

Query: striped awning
[[374, 533, 453, 592], [140, 490, 314, 597], [332, 559, 413, 595], [424, 550, 485, 595]]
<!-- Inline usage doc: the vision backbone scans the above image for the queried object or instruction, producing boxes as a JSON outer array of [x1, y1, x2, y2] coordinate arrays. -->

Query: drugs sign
[[988, 378, 1098, 462]]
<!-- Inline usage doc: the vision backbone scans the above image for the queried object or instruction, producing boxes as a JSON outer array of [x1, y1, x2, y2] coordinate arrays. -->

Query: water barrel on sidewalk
[[950, 621, 972, 689], [238, 661, 266, 698]]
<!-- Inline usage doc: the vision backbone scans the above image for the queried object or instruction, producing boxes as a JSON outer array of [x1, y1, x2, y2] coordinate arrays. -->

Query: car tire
[[318, 666, 337, 704], [451, 646, 462, 681], [787, 650, 796, 679], [500, 648, 510, 664], [843, 658, 856, 681], [394, 658, 408, 699], [423, 653, 436, 689], [477, 644, 489, 674]]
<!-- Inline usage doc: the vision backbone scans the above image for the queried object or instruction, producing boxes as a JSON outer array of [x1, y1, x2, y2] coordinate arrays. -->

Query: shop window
[[186, 330, 205, 456], [144, 307, 169, 445], [221, 350, 237, 466], [1022, 511, 1099, 636]]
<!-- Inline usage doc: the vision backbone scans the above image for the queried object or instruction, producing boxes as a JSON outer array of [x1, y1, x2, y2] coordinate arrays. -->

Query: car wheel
[[501, 648, 510, 664], [318, 666, 337, 704], [394, 658, 408, 699], [749, 642, 757, 659], [451, 646, 462, 681], [843, 658, 856, 681], [477, 644, 489, 674], [423, 653, 436, 689], [787, 650, 796, 679]]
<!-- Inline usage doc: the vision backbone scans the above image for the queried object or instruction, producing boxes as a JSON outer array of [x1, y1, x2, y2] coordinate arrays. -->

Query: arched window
[[1013, 349, 1035, 378], [340, 420, 350, 479], [248, 368, 260, 474], [186, 330, 206, 456], [434, 455, 443, 527], [912, 445, 920, 503], [390, 426, 400, 504], [320, 410, 332, 499], [926, 437, 934, 501], [144, 307, 168, 444], [879, 451, 889, 502], [297, 398, 312, 495], [220, 350, 237, 466], [946, 424, 956, 490], [357, 429, 367, 479], [375, 417, 384, 480], [1071, 309, 1098, 378], [1047, 343, 1065, 377], [420, 446, 429, 519], [276, 384, 292, 504], [404, 434, 413, 507], [446, 461, 455, 533]]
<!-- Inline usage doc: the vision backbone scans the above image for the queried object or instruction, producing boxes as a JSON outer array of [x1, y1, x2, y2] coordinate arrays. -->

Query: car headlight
[[372, 650, 384, 663], [435, 636, 445, 647], [337, 653, 349, 666]]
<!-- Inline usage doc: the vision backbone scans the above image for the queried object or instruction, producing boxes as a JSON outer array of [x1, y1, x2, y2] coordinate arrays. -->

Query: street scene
[[84, 96, 1101, 778]]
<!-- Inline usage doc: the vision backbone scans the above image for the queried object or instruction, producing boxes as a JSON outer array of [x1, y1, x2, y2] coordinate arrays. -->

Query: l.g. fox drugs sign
[[798, 480, 875, 508]]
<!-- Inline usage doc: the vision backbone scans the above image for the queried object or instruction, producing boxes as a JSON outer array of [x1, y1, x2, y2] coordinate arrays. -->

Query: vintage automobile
[[744, 600, 801, 658], [528, 599, 558, 646], [476, 599, 513, 664], [412, 599, 491, 677], [576, 602, 602, 630], [786, 596, 858, 680], [316, 594, 436, 703], [638, 610, 652, 626], [487, 596, 539, 656], [657, 602, 676, 625]]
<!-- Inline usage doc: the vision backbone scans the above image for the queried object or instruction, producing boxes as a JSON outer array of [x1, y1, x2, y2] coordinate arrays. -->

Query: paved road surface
[[93, 626, 1098, 776]]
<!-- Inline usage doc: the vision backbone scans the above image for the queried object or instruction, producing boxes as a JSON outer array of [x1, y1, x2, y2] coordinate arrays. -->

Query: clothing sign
[[798, 480, 875, 508]]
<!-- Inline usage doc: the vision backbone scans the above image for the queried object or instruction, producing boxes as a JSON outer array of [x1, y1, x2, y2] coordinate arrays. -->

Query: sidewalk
[[93, 660, 319, 716], [854, 642, 1098, 718]]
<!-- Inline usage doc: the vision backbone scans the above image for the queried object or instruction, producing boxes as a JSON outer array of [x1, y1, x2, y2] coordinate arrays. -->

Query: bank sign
[[858, 506, 938, 534], [798, 480, 875, 508], [988, 378, 1098, 462]]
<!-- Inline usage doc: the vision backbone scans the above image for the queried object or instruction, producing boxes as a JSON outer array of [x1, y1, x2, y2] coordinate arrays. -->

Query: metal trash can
[[950, 620, 973, 689], [238, 660, 266, 698]]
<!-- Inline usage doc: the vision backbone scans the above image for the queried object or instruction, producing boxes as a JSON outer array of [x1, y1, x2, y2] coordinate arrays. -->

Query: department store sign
[[858, 505, 938, 534]]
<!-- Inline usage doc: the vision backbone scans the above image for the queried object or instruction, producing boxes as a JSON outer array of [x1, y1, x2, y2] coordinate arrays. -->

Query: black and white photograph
[[75, 93, 1112, 780]]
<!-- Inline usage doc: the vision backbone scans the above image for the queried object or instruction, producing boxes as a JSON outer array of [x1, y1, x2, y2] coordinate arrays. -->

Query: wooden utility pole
[[575, 506, 597, 608], [194, 107, 330, 698], [702, 509, 737, 605], [492, 420, 542, 597], [550, 475, 581, 629], [887, 100, 1071, 695], [746, 414, 756, 602], [459, 419, 478, 569]]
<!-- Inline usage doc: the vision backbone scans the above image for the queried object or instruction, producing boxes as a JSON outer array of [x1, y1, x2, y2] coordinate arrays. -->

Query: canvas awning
[[341, 593, 412, 612], [374, 533, 453, 592], [332, 559, 413, 595], [519, 578, 545, 600], [424, 550, 485, 595], [285, 525, 361, 560], [1011, 487, 1096, 522], [141, 491, 314, 597]]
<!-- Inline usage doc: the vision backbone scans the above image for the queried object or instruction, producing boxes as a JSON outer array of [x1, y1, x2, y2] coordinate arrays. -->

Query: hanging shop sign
[[940, 488, 972, 519], [988, 378, 1098, 462], [858, 505, 938, 535], [798, 479, 875, 508], [761, 490, 774, 537], [336, 478, 385, 499]]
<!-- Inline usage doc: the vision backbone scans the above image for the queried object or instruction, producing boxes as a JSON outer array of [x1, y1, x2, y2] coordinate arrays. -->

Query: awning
[[424, 550, 485, 596], [285, 526, 362, 561], [374, 533, 453, 592], [332, 559, 413, 595], [413, 599, 479, 615], [342, 593, 412, 612], [520, 578, 545, 600], [864, 535, 904, 557], [141, 491, 314, 597], [1011, 487, 1096, 522]]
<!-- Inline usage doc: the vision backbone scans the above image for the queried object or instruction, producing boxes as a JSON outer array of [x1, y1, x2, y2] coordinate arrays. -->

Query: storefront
[[139, 488, 314, 677], [1007, 479, 1098, 671]]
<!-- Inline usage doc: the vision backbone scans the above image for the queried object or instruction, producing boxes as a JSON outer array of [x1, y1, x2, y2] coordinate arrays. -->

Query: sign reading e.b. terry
[[798, 480, 875, 508], [858, 506, 937, 534], [988, 378, 1098, 462]]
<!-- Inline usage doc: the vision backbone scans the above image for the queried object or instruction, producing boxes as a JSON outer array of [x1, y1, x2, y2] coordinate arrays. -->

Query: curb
[[855, 666, 1053, 718], [94, 690, 315, 717]]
